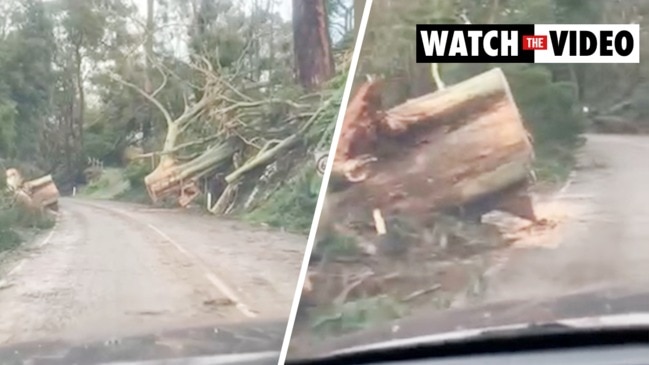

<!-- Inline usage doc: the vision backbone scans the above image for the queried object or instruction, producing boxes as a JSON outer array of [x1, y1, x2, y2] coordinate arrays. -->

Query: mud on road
[[0, 198, 305, 345]]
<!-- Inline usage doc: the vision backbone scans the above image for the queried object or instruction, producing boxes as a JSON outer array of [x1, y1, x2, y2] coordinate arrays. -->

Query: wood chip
[[402, 284, 442, 302], [373, 208, 387, 235]]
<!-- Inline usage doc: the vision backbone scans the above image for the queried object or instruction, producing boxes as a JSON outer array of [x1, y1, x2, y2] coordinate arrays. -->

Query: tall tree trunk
[[292, 0, 335, 91], [73, 41, 85, 182], [334, 68, 537, 223], [143, 0, 155, 143]]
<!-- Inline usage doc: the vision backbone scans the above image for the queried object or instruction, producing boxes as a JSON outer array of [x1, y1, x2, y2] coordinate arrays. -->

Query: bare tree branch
[[110, 73, 174, 126]]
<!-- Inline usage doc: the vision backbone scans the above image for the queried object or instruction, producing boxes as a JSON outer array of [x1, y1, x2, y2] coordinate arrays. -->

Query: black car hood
[[304, 284, 649, 357], [0, 319, 287, 365]]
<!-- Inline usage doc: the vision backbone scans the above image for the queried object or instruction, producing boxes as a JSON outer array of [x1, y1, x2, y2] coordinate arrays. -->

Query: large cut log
[[144, 140, 237, 206], [23, 175, 60, 212], [334, 68, 536, 222], [5, 169, 60, 212]]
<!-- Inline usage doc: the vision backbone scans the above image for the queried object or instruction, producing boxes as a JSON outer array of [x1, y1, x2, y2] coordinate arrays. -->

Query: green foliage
[[533, 141, 580, 186], [0, 99, 17, 156], [83, 114, 131, 164], [0, 223, 22, 252], [245, 167, 322, 233], [96, 164, 152, 204], [1, 0, 354, 234], [504, 65, 584, 145], [326, 0, 354, 42], [307, 73, 347, 150], [553, 0, 603, 24], [318, 232, 360, 257], [244, 72, 347, 232], [0, 0, 55, 160], [124, 162, 150, 189], [311, 295, 406, 337], [82, 175, 111, 195], [0, 190, 54, 252]]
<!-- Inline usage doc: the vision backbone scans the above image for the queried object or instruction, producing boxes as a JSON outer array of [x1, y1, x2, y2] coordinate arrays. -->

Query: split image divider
[[278, 0, 375, 363]]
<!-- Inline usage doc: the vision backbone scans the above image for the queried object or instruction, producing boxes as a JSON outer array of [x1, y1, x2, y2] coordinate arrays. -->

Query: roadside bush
[[502, 65, 585, 184], [83, 175, 111, 194], [245, 166, 322, 233], [0, 193, 54, 252], [243, 73, 346, 233], [124, 162, 150, 189], [0, 194, 21, 252], [504, 65, 584, 145], [109, 163, 152, 204], [0, 170, 55, 252]]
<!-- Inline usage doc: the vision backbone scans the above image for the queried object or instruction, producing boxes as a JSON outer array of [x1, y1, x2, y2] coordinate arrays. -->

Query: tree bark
[[292, 0, 335, 91], [23, 174, 59, 211], [144, 139, 237, 205], [333, 68, 536, 223], [143, 0, 155, 141], [72, 40, 85, 182]]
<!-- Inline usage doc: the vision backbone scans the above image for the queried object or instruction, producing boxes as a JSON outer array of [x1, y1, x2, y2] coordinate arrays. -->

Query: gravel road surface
[[0, 198, 305, 346]]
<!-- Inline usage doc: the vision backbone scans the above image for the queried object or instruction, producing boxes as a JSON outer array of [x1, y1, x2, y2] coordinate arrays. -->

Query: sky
[[132, 0, 293, 21], [128, 0, 351, 58], [128, 0, 294, 59]]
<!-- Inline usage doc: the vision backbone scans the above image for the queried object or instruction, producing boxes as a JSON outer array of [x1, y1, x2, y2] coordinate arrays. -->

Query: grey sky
[[132, 0, 293, 21]]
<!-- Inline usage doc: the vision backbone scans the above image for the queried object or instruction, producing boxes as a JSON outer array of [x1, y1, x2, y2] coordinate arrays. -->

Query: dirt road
[[485, 133, 649, 302], [0, 199, 304, 345]]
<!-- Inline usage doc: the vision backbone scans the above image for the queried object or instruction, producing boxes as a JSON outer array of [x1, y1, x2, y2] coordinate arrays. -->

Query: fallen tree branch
[[136, 132, 225, 158], [110, 72, 173, 126], [224, 98, 331, 184], [334, 269, 374, 306], [401, 284, 441, 302]]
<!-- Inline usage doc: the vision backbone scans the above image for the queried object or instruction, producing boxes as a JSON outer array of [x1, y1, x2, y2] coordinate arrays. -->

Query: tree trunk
[[292, 0, 335, 91], [143, 0, 155, 141], [72, 41, 85, 183], [144, 139, 237, 205], [333, 68, 536, 223], [74, 42, 84, 146], [23, 174, 60, 212]]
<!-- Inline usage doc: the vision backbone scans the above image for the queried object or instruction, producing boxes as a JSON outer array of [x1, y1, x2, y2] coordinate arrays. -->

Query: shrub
[[504, 65, 584, 145], [124, 162, 150, 189]]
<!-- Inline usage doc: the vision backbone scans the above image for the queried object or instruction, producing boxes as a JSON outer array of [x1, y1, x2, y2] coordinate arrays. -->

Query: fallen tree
[[5, 168, 60, 213], [302, 68, 538, 313], [113, 55, 340, 211], [331, 68, 537, 225]]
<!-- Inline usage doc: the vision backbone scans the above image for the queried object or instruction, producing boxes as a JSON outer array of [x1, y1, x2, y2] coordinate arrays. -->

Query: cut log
[[144, 140, 237, 205], [14, 190, 41, 213], [5, 169, 59, 212], [23, 175, 60, 212], [333, 68, 535, 222]]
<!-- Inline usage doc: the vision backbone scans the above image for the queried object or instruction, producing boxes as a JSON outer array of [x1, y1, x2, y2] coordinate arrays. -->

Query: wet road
[[485, 134, 649, 301], [0, 199, 304, 345], [286, 134, 649, 358]]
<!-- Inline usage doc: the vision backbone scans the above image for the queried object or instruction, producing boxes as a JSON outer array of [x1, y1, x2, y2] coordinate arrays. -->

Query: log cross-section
[[333, 68, 535, 222]]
